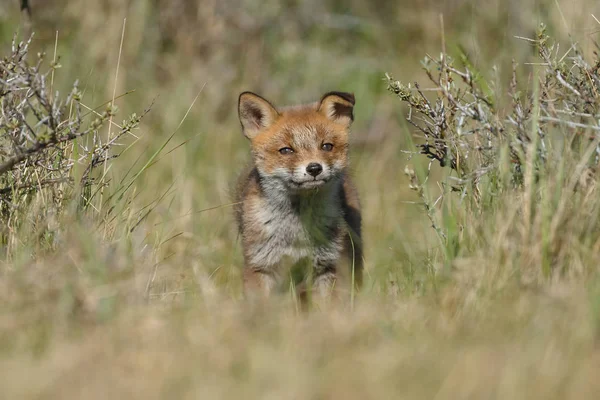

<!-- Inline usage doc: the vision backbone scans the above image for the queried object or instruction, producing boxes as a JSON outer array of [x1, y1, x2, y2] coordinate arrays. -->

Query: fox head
[[238, 91, 355, 191]]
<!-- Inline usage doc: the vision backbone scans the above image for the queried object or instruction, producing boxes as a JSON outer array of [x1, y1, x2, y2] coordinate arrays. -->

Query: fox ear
[[238, 92, 279, 139], [318, 91, 355, 128]]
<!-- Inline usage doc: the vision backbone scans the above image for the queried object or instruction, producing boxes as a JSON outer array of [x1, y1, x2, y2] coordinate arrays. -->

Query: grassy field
[[2, 0, 600, 398]]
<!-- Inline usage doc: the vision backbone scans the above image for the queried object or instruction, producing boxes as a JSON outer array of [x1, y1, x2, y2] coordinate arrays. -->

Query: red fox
[[235, 91, 363, 304]]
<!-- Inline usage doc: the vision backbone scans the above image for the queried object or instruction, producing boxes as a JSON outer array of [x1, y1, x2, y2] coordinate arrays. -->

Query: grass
[[2, 0, 600, 398]]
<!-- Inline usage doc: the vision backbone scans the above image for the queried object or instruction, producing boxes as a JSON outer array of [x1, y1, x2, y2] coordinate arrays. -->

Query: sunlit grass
[[1, 0, 600, 398]]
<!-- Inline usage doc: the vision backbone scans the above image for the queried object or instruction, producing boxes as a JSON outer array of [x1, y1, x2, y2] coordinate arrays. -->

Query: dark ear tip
[[238, 91, 256, 104], [238, 92, 279, 113], [321, 91, 356, 106]]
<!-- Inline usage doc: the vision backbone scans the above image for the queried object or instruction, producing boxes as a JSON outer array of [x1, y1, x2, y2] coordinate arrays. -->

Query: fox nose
[[306, 163, 323, 177]]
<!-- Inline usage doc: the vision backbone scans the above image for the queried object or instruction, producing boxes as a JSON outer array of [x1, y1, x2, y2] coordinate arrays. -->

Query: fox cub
[[235, 91, 363, 303]]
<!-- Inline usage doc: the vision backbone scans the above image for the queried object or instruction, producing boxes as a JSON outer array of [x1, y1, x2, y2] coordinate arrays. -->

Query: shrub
[[0, 35, 144, 250], [387, 24, 600, 289]]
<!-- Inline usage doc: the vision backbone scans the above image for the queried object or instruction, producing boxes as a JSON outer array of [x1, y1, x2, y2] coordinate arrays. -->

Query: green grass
[[2, 0, 600, 398]]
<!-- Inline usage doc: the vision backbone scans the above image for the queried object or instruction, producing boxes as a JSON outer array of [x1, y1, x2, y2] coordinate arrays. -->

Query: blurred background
[[2, 1, 600, 398], [0, 0, 598, 295]]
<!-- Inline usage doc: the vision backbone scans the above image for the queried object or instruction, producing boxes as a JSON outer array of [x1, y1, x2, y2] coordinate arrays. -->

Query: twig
[[0, 177, 72, 196]]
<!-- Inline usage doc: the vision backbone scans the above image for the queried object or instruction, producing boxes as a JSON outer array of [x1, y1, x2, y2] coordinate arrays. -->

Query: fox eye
[[321, 143, 334, 152], [279, 147, 294, 155]]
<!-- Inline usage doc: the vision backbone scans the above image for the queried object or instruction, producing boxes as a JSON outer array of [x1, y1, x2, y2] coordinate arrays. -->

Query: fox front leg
[[312, 264, 337, 299], [243, 266, 278, 299]]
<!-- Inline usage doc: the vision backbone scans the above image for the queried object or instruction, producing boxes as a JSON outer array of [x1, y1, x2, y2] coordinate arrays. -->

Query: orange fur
[[235, 92, 363, 305]]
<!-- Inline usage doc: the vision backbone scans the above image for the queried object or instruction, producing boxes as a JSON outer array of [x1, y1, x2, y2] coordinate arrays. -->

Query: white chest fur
[[245, 182, 343, 268]]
